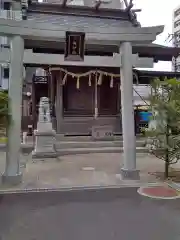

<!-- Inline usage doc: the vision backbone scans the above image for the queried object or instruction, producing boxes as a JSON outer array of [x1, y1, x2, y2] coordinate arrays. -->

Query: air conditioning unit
[[68, 0, 84, 6], [95, 0, 112, 3], [1, 36, 8, 46], [21, 0, 28, 7]]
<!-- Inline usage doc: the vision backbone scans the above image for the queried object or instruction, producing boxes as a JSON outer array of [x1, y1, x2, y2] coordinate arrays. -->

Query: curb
[[0, 182, 164, 194], [166, 181, 180, 193]]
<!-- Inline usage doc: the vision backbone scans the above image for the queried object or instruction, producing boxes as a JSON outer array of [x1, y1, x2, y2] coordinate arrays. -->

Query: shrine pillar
[[2, 35, 24, 184], [49, 70, 56, 129], [120, 42, 139, 180], [56, 71, 64, 133], [94, 73, 98, 118]]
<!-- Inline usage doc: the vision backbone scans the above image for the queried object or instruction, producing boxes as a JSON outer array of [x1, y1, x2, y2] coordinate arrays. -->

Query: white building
[[172, 4, 180, 71], [0, 0, 22, 90]]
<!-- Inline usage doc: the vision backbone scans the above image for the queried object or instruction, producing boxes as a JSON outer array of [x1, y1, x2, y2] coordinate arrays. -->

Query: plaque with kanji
[[65, 31, 85, 61]]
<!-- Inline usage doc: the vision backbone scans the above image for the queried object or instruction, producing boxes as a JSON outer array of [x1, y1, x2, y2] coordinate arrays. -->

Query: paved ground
[[0, 152, 169, 190], [1, 151, 180, 190], [0, 187, 180, 240]]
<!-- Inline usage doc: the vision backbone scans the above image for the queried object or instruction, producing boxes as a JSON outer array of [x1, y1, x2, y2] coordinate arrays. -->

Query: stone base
[[32, 150, 58, 159], [36, 122, 54, 133], [32, 127, 57, 159], [121, 168, 140, 180], [91, 125, 114, 141], [2, 172, 22, 185]]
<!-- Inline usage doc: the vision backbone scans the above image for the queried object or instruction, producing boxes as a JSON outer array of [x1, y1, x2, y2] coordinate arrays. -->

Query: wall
[[99, 76, 119, 115], [64, 75, 94, 115]]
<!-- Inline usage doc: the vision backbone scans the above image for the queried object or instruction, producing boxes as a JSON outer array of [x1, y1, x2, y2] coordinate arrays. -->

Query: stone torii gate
[[0, 18, 163, 184]]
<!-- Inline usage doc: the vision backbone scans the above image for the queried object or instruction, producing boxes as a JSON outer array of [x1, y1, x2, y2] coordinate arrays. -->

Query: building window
[[35, 68, 46, 77], [1, 36, 10, 48], [174, 9, 180, 18], [3, 68, 9, 79], [3, 2, 11, 10], [174, 20, 180, 28], [22, 7, 27, 20], [174, 31, 180, 44]]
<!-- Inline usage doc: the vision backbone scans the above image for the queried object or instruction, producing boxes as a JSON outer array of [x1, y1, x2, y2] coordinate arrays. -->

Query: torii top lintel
[[0, 18, 164, 44]]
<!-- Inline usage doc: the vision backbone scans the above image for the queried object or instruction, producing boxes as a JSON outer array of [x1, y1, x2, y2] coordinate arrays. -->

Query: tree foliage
[[146, 78, 180, 178], [0, 90, 9, 131]]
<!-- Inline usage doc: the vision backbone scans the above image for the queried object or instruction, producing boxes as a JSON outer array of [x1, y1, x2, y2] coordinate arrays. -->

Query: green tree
[[146, 78, 180, 178], [0, 90, 9, 135]]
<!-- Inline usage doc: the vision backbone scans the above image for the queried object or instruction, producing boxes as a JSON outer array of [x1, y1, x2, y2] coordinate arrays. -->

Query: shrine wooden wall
[[99, 75, 119, 115], [63, 75, 94, 115], [22, 66, 122, 135], [55, 66, 122, 135], [62, 66, 120, 117]]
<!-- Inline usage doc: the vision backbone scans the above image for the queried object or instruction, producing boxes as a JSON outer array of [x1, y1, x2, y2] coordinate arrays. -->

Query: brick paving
[[138, 186, 180, 199]]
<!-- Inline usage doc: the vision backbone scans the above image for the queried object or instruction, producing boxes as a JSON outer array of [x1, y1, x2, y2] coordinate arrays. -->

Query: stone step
[[0, 137, 147, 156], [56, 147, 148, 156], [56, 134, 145, 142], [55, 140, 145, 149], [19, 144, 148, 155], [21, 141, 147, 155], [20, 145, 147, 156]]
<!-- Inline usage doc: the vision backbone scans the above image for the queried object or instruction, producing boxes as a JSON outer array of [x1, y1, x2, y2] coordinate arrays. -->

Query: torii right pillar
[[120, 42, 140, 180]]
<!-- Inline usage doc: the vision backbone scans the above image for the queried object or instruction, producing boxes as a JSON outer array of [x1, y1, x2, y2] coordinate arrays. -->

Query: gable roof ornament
[[123, 0, 141, 27], [94, 0, 112, 10]]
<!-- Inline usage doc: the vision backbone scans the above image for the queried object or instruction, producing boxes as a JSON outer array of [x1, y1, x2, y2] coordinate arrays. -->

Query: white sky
[[134, 0, 180, 71]]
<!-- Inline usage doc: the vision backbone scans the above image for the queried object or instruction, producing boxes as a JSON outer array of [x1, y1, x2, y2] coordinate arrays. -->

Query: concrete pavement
[[0, 152, 174, 191]]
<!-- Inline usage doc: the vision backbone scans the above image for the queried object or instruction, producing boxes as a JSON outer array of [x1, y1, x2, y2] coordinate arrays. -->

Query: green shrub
[[0, 90, 9, 133], [146, 78, 180, 178]]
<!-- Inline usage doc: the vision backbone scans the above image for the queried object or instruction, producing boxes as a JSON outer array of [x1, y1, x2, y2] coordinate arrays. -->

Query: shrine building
[[1, 0, 180, 182], [20, 0, 180, 136]]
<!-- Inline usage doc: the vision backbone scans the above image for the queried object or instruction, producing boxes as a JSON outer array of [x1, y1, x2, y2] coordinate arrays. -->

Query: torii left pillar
[[2, 35, 24, 185]]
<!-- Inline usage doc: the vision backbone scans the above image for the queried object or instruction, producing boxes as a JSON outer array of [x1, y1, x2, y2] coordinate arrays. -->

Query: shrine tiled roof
[[35, 0, 124, 9], [28, 0, 137, 24]]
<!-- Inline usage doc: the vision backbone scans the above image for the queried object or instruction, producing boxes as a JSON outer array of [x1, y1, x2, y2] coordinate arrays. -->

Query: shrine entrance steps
[[18, 135, 148, 155], [54, 135, 148, 155]]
